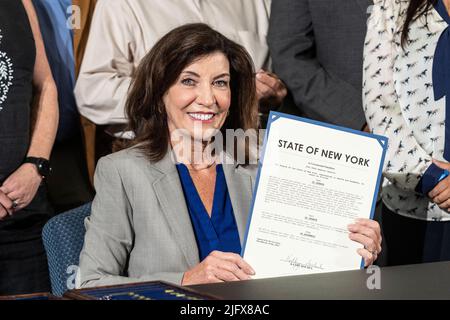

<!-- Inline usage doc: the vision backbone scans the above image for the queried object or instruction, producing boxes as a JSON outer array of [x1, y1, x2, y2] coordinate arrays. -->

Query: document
[[242, 112, 387, 279]]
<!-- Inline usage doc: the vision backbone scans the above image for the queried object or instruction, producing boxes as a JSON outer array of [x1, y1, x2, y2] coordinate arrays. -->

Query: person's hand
[[0, 163, 42, 212], [181, 251, 255, 285], [362, 123, 371, 133], [348, 218, 382, 267], [0, 190, 14, 220], [256, 70, 287, 112], [428, 159, 450, 210]]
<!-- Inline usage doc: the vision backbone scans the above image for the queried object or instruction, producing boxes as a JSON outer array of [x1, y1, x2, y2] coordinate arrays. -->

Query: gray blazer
[[268, 0, 373, 130], [77, 147, 257, 288]]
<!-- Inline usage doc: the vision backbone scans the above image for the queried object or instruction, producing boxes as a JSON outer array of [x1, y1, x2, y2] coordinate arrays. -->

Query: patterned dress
[[364, 0, 450, 221]]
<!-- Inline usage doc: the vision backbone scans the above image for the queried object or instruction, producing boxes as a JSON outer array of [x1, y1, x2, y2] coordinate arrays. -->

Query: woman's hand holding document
[[242, 112, 387, 279]]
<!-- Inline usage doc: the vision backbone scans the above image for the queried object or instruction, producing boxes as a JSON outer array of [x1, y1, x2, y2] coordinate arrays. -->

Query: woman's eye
[[181, 78, 196, 86], [214, 80, 229, 87]]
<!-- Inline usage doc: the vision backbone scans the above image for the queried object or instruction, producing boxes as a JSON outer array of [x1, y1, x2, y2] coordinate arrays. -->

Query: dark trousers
[[0, 185, 53, 296], [47, 134, 94, 214], [0, 236, 50, 295], [382, 204, 450, 266]]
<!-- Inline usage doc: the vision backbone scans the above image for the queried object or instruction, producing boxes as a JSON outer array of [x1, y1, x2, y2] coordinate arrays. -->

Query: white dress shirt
[[75, 0, 271, 126]]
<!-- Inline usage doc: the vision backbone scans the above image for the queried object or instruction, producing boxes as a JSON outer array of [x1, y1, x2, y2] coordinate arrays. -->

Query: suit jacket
[[268, 0, 373, 130], [77, 147, 257, 288]]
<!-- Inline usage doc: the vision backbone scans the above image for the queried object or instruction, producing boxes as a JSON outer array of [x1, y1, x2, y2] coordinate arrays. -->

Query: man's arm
[[74, 0, 138, 125], [268, 0, 364, 129]]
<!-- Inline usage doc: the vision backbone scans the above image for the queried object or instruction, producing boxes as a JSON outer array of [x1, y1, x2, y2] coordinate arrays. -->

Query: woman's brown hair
[[401, 0, 437, 48], [115, 23, 258, 162]]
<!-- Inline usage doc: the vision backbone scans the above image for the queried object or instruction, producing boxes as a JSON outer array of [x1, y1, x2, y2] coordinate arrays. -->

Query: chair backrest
[[42, 202, 92, 296]]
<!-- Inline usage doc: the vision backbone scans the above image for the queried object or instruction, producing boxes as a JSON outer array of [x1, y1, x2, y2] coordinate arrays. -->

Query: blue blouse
[[176, 164, 241, 261]]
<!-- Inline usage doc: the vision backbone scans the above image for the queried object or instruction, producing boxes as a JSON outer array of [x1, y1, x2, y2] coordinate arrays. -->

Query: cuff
[[415, 163, 447, 195]]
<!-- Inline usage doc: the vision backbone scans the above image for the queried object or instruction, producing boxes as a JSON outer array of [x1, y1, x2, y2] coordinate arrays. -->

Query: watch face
[[37, 160, 51, 177]]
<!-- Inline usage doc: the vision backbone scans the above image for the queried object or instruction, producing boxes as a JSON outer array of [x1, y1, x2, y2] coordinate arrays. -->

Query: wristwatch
[[24, 157, 52, 179]]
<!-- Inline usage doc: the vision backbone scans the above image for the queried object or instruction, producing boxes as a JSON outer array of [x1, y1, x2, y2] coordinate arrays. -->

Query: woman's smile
[[187, 112, 217, 123]]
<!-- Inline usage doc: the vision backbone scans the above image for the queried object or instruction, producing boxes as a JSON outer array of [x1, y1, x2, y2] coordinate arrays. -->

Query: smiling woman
[[77, 23, 381, 289], [115, 23, 258, 163]]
